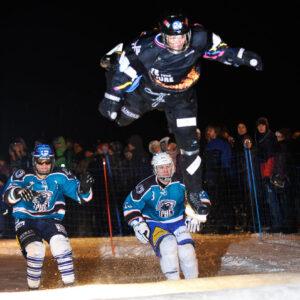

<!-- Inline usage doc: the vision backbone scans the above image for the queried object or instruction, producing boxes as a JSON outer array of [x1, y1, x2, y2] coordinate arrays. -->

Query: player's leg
[[15, 219, 45, 289], [116, 89, 150, 127], [147, 221, 180, 280], [174, 224, 198, 279], [165, 90, 210, 214], [44, 221, 75, 286], [159, 235, 180, 280]]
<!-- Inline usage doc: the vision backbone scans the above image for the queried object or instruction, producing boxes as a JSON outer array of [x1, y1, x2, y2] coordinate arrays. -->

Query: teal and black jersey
[[123, 174, 186, 224], [2, 168, 92, 220]]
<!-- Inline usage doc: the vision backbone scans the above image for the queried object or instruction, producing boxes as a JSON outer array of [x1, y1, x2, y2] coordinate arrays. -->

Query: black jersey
[[110, 25, 229, 94]]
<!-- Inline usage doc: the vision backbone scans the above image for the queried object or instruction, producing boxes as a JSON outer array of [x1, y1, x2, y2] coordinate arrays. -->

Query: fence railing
[[1, 151, 299, 238]]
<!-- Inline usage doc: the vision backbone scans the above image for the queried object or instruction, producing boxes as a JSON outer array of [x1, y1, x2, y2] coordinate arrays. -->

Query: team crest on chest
[[32, 191, 53, 212], [156, 199, 176, 218]]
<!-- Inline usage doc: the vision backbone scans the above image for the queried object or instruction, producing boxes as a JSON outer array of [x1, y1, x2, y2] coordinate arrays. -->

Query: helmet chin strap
[[157, 175, 172, 183]]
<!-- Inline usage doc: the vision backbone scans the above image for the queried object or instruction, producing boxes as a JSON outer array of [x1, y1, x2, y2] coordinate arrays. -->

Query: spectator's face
[[74, 143, 82, 154], [102, 144, 109, 154], [167, 143, 178, 159], [151, 144, 161, 154], [12, 143, 25, 156], [206, 127, 217, 140], [275, 132, 284, 142], [196, 129, 201, 140], [53, 143, 61, 149], [124, 151, 132, 160], [237, 123, 247, 135], [257, 124, 267, 134], [85, 150, 94, 158], [127, 144, 135, 151]]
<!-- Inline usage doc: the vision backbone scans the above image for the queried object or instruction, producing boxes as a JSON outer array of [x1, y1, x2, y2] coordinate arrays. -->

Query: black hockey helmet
[[160, 14, 191, 53], [160, 14, 190, 35]]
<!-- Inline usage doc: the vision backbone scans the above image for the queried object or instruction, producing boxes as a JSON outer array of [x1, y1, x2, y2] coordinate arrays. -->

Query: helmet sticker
[[172, 21, 183, 31]]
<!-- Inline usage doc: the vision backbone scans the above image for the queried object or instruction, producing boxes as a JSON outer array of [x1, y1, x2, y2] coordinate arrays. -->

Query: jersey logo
[[32, 191, 53, 212], [156, 200, 176, 218], [131, 40, 141, 55], [150, 68, 174, 83], [135, 184, 145, 194], [14, 169, 25, 179]]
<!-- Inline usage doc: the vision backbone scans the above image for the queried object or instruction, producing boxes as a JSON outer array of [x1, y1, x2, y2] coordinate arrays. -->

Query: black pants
[[117, 84, 203, 192]]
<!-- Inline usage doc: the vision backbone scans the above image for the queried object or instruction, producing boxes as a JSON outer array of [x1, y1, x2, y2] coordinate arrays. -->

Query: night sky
[[1, 1, 299, 151]]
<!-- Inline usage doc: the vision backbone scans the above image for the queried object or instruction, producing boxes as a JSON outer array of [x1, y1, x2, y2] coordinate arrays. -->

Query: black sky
[[1, 1, 299, 150]]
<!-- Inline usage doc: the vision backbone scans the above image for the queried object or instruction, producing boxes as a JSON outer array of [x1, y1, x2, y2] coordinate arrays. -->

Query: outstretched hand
[[79, 172, 95, 194], [185, 203, 207, 233], [244, 50, 263, 71]]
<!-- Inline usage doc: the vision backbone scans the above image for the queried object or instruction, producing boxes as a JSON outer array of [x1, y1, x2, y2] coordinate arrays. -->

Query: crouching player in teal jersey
[[123, 152, 209, 280], [2, 144, 94, 289]]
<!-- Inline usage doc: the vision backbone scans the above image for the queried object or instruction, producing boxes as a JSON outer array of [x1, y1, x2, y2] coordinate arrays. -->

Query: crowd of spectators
[[1, 117, 299, 237]]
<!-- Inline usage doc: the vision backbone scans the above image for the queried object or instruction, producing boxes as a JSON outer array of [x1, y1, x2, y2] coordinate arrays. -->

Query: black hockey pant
[[116, 85, 203, 193]]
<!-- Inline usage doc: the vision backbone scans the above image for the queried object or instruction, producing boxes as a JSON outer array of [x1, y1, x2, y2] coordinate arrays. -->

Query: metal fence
[[0, 151, 299, 238]]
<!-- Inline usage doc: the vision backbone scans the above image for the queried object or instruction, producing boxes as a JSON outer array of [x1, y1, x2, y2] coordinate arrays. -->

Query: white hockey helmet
[[151, 152, 175, 182]]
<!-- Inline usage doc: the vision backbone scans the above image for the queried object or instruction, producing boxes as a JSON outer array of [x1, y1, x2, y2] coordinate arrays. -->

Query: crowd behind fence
[[1, 122, 300, 237]]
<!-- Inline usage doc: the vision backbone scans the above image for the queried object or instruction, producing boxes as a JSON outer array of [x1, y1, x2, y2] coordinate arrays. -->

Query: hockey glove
[[185, 216, 205, 233], [185, 202, 208, 233], [131, 220, 150, 244], [79, 172, 95, 194], [242, 50, 263, 71], [14, 188, 37, 202], [98, 92, 123, 121]]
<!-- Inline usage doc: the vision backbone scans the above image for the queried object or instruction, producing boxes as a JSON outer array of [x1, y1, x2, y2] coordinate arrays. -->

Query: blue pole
[[247, 148, 262, 238], [244, 147, 257, 233]]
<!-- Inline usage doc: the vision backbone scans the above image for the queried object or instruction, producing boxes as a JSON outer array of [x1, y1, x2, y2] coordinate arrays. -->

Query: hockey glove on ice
[[131, 220, 150, 244], [79, 172, 95, 194]]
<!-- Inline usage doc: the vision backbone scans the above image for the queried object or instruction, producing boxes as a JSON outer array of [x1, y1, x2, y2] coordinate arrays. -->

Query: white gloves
[[185, 203, 207, 233], [131, 220, 150, 244]]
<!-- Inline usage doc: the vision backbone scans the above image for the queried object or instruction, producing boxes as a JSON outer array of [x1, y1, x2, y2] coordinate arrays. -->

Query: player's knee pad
[[159, 235, 180, 280], [160, 235, 178, 256], [174, 225, 193, 244], [49, 234, 75, 285], [25, 241, 46, 259], [49, 234, 72, 257], [178, 243, 198, 279]]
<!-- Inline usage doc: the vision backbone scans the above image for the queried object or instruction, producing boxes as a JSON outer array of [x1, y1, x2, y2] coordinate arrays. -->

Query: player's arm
[[123, 185, 150, 244], [99, 41, 143, 121], [59, 169, 93, 204], [203, 32, 263, 71], [3, 170, 36, 205]]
